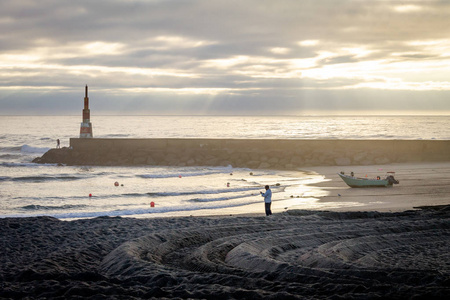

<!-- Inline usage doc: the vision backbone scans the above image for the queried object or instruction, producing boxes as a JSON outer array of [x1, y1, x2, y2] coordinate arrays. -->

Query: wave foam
[[21, 145, 50, 154], [20, 204, 87, 211]]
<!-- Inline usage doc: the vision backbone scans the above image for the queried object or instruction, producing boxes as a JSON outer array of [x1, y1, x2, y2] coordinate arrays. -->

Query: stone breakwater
[[33, 138, 450, 168]]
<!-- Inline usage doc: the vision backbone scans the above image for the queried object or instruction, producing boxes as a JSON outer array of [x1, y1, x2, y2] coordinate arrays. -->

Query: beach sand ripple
[[1, 208, 449, 299]]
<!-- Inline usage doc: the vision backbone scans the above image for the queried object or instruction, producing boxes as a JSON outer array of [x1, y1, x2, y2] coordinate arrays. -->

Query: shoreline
[[3, 161, 450, 220], [144, 161, 450, 219]]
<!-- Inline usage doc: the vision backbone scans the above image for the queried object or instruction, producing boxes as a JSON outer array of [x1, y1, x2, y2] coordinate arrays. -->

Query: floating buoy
[[150, 201, 155, 208], [230, 173, 233, 175], [114, 181, 119, 187], [89, 193, 92, 197], [179, 175, 182, 178], [249, 172, 253, 175]]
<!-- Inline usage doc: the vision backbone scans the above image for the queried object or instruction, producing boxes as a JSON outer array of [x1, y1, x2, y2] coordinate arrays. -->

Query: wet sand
[[1, 162, 449, 299], [304, 162, 450, 212]]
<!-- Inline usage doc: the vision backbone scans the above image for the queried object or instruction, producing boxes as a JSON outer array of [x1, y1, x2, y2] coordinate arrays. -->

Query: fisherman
[[260, 185, 272, 216]]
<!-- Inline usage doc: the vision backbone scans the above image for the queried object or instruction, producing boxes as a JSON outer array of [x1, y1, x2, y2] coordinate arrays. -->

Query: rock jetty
[[32, 138, 450, 169]]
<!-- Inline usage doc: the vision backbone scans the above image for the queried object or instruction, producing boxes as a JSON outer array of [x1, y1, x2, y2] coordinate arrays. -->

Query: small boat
[[338, 171, 399, 188]]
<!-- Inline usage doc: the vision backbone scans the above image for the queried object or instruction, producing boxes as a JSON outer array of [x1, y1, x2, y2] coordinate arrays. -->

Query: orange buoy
[[114, 181, 119, 186], [179, 175, 182, 178], [89, 193, 92, 197], [150, 201, 155, 208]]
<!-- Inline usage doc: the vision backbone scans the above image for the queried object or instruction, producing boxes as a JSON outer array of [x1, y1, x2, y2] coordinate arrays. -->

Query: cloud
[[393, 4, 422, 13], [1, 0, 450, 114]]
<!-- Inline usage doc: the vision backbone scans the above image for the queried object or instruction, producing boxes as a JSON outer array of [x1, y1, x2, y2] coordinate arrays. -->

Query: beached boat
[[338, 171, 399, 188]]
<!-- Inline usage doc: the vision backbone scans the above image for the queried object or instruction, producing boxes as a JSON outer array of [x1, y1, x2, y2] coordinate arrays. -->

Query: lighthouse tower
[[80, 85, 93, 138]]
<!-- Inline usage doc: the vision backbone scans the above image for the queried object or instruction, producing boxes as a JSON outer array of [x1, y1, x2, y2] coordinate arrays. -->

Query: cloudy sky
[[1, 0, 450, 115]]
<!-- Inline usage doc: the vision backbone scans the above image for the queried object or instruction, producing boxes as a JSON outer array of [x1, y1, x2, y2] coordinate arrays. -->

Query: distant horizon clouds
[[1, 0, 450, 115]]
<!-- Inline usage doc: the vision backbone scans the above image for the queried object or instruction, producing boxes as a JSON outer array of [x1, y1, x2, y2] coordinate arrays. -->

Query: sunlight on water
[[0, 164, 325, 219]]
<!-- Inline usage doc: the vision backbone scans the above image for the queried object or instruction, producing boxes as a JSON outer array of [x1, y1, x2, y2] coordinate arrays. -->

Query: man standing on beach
[[260, 185, 272, 216], [56, 139, 60, 149]]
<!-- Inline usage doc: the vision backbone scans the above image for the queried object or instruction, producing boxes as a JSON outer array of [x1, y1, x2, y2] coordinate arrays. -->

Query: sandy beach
[[302, 162, 450, 212], [1, 162, 449, 299]]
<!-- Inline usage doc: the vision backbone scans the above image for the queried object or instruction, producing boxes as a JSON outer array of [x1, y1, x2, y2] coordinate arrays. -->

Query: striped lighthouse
[[80, 85, 93, 138]]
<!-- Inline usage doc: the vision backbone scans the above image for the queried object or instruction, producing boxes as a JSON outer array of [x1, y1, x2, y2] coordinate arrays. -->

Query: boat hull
[[338, 173, 392, 188]]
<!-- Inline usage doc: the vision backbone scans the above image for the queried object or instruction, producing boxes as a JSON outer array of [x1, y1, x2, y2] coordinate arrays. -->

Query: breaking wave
[[21, 145, 50, 154], [20, 204, 87, 211]]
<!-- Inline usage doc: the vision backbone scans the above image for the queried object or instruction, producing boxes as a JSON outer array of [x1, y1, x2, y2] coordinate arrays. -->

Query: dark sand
[[1, 207, 449, 299]]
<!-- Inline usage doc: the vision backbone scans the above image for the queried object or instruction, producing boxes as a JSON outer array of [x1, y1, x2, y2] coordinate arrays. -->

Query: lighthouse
[[80, 85, 93, 138]]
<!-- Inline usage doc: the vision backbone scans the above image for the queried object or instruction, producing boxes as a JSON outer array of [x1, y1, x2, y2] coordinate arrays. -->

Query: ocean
[[1, 115, 449, 219]]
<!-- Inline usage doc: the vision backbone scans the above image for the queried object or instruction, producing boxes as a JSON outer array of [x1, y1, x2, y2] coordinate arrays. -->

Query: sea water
[[1, 115, 449, 219]]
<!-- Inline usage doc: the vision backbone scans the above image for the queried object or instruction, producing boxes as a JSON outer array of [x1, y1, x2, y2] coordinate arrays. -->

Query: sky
[[1, 0, 450, 115]]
